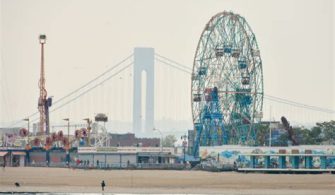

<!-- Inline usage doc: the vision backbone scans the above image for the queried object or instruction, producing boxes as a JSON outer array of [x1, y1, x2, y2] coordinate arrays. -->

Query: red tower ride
[[38, 34, 47, 135]]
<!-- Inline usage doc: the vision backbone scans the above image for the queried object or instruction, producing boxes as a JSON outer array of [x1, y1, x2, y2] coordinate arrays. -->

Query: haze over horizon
[[0, 0, 334, 134]]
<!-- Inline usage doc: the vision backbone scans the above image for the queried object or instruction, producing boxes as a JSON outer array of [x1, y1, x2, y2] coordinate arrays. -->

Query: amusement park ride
[[191, 11, 264, 155], [37, 35, 53, 136], [18, 114, 110, 150], [15, 35, 111, 151]]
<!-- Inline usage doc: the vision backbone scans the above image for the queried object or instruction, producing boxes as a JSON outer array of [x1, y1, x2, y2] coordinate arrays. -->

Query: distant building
[[107, 133, 159, 147], [260, 121, 286, 146], [0, 127, 21, 147], [78, 146, 178, 167], [0, 127, 20, 134], [33, 123, 38, 135], [260, 121, 283, 129]]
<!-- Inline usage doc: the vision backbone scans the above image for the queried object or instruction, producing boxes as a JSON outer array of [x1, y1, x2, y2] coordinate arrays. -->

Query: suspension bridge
[[2, 47, 333, 138]]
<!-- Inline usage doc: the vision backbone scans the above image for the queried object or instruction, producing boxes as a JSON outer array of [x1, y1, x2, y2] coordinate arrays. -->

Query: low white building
[[77, 146, 177, 168]]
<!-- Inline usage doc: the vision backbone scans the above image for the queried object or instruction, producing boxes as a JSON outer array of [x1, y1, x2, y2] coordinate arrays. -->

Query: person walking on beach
[[101, 180, 106, 191]]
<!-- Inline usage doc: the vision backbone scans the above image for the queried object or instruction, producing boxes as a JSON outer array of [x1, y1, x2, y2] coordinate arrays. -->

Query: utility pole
[[153, 128, 163, 152]]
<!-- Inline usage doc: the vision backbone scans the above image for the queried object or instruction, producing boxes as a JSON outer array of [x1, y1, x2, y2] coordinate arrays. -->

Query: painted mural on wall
[[200, 145, 335, 169]]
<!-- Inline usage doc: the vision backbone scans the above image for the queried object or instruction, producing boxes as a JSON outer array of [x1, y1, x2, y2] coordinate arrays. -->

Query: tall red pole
[[38, 34, 47, 135]]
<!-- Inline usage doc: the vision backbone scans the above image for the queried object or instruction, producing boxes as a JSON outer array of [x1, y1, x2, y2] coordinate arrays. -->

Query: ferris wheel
[[191, 11, 264, 153]]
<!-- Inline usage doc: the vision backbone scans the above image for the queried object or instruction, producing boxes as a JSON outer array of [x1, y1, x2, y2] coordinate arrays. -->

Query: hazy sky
[[0, 0, 334, 130]]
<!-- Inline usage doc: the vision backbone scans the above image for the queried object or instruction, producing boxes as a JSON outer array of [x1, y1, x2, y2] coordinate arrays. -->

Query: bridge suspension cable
[[9, 54, 133, 127], [50, 63, 133, 112], [155, 58, 192, 74], [154, 53, 335, 116], [264, 95, 335, 114], [155, 53, 192, 71], [53, 54, 133, 106], [28, 62, 133, 124]]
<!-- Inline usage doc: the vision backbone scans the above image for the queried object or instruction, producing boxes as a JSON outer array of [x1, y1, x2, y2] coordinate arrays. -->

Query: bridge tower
[[133, 47, 155, 136]]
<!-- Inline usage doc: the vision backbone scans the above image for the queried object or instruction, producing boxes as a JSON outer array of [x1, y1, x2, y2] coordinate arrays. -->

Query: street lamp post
[[23, 118, 30, 141], [83, 118, 92, 146], [268, 106, 272, 147], [23, 118, 31, 164], [63, 118, 70, 166], [269, 124, 272, 147], [63, 118, 70, 144], [153, 128, 163, 152]]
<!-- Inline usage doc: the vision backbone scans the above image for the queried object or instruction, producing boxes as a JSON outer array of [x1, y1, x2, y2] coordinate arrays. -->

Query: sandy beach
[[0, 167, 334, 194]]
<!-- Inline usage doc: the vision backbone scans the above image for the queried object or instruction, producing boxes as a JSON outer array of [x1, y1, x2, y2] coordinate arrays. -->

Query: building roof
[[0, 151, 8, 156]]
